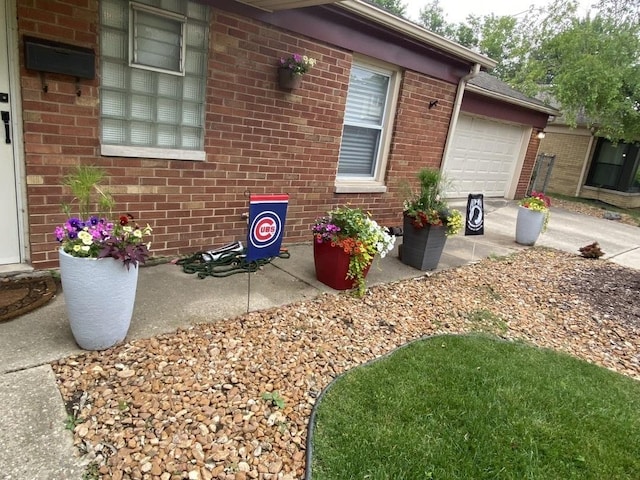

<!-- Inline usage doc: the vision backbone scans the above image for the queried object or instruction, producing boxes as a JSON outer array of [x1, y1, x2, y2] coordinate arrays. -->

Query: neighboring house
[[538, 105, 640, 209], [1, 0, 554, 270]]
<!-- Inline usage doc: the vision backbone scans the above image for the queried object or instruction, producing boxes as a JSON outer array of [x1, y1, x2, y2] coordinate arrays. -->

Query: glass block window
[[100, 0, 209, 152], [338, 64, 392, 178], [129, 3, 185, 75]]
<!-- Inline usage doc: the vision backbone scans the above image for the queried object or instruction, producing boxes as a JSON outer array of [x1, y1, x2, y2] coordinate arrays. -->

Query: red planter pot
[[313, 240, 372, 290]]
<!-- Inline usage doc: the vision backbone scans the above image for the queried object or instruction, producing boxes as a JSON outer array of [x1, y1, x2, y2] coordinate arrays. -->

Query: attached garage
[[444, 114, 529, 198], [443, 72, 558, 200]]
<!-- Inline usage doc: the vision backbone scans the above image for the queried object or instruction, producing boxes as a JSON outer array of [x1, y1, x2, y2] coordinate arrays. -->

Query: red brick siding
[[515, 131, 542, 197], [17, 1, 459, 269]]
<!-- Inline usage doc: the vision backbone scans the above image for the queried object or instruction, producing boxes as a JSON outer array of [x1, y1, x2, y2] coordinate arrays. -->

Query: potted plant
[[515, 191, 551, 245], [54, 165, 152, 350], [311, 206, 395, 296], [401, 168, 463, 270], [277, 52, 317, 89]]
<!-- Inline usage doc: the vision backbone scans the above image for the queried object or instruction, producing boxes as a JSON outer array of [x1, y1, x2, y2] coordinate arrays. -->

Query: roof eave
[[335, 0, 497, 70], [466, 84, 560, 116]]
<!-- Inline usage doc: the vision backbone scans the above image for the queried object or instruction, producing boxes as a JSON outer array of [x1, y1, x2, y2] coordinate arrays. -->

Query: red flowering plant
[[519, 191, 552, 231], [54, 166, 152, 269]]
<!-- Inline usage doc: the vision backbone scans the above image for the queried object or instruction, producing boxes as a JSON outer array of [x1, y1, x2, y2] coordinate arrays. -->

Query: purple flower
[[68, 217, 83, 230]]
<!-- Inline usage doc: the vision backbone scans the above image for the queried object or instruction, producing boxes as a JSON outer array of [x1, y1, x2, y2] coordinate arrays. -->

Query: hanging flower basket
[[276, 53, 316, 90], [277, 68, 303, 89]]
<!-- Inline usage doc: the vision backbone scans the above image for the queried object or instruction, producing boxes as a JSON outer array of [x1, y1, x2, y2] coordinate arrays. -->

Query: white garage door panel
[[445, 115, 527, 198]]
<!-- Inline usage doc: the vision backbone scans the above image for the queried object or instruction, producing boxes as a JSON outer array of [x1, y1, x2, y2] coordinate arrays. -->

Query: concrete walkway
[[1, 201, 638, 478]]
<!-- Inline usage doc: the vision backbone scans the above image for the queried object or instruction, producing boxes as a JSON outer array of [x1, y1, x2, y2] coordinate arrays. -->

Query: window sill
[[334, 180, 387, 194], [101, 145, 206, 161]]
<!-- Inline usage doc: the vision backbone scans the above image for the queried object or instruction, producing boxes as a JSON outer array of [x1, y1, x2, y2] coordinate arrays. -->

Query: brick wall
[[538, 126, 593, 196], [17, 0, 458, 269], [581, 188, 640, 209], [515, 131, 542, 198]]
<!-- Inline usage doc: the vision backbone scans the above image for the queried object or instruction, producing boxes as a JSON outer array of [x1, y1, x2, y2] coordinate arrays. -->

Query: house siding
[[16, 0, 458, 269], [538, 126, 593, 196], [516, 131, 543, 198]]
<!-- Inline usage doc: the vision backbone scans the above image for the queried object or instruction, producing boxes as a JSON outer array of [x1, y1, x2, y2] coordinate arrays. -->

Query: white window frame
[[335, 57, 401, 193], [129, 2, 187, 77]]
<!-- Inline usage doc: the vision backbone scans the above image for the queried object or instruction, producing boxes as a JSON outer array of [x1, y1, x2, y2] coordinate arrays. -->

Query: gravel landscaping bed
[[551, 198, 639, 226], [52, 245, 639, 480]]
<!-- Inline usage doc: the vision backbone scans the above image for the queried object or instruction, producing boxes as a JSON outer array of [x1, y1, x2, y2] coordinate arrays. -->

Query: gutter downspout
[[440, 63, 481, 183]]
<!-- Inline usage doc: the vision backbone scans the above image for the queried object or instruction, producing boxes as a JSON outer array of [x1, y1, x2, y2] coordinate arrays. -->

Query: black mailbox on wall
[[24, 36, 95, 79]]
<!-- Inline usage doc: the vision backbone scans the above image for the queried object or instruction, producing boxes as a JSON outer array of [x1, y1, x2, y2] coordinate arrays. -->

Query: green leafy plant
[[312, 206, 396, 296], [65, 413, 83, 431], [262, 391, 286, 409], [403, 168, 463, 236], [54, 165, 153, 269], [61, 165, 114, 218], [82, 462, 100, 480]]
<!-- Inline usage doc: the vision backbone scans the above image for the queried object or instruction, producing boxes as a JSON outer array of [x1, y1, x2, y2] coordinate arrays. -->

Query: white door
[[444, 114, 528, 198], [0, 0, 21, 264]]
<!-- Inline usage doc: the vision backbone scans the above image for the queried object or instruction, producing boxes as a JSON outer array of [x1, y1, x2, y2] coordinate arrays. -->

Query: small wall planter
[[59, 249, 139, 350], [515, 206, 545, 245], [313, 241, 372, 290], [400, 217, 447, 271], [277, 68, 303, 89]]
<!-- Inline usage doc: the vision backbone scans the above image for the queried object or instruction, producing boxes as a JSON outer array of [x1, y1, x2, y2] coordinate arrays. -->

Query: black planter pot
[[277, 68, 303, 89], [400, 216, 447, 271]]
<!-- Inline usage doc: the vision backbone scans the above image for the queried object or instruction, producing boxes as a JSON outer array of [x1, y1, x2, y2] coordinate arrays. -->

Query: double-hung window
[[100, 0, 209, 160], [336, 59, 400, 192]]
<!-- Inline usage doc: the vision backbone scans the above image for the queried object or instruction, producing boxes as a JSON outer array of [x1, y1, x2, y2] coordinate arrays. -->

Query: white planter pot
[[59, 249, 139, 350], [515, 206, 546, 246]]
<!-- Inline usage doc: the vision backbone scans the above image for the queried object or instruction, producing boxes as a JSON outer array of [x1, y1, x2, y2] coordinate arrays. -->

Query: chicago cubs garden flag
[[246, 194, 289, 262]]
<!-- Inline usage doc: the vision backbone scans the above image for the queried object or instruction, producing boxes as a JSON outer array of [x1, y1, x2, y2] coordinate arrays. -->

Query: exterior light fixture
[[537, 130, 546, 139]]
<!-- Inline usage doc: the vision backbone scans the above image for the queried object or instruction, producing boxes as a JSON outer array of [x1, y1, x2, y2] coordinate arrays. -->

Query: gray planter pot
[[59, 249, 139, 350], [400, 216, 447, 271], [515, 206, 545, 245]]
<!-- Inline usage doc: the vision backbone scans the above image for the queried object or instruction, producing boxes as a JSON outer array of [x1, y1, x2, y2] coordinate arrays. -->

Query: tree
[[418, 1, 471, 42], [418, 0, 449, 36], [412, 0, 640, 141], [369, 0, 407, 17], [510, 0, 640, 141]]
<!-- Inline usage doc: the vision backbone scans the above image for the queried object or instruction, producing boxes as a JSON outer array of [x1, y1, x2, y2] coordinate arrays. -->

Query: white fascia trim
[[336, 0, 497, 70], [101, 144, 206, 161], [466, 84, 560, 116]]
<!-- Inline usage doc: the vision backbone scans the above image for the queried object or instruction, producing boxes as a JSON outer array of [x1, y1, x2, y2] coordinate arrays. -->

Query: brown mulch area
[[551, 198, 640, 227], [52, 243, 640, 479]]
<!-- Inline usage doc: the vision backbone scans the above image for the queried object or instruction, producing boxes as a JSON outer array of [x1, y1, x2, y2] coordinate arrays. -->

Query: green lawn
[[310, 335, 640, 480]]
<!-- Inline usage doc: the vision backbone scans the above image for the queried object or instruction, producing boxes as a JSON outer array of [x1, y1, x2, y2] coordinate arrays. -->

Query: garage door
[[444, 114, 528, 198]]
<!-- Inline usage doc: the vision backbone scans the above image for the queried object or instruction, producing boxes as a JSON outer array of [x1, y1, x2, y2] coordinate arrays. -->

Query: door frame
[[3, 0, 28, 266]]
